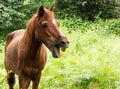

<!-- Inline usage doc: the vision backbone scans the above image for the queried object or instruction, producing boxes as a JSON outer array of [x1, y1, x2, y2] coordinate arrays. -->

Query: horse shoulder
[[36, 44, 47, 70]]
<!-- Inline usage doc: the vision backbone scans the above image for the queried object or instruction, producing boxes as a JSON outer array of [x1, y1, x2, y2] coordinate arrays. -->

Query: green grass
[[39, 29, 120, 89], [0, 20, 120, 89]]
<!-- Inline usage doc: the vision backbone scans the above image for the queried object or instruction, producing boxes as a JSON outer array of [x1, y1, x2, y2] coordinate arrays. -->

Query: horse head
[[34, 5, 69, 58]]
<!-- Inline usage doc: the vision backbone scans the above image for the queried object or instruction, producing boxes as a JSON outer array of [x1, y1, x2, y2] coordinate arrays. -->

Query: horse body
[[5, 30, 47, 76], [5, 30, 24, 73], [4, 5, 69, 89]]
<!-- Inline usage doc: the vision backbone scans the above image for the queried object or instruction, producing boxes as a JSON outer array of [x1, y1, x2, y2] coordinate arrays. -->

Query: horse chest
[[22, 57, 45, 79], [22, 65, 40, 79], [18, 43, 47, 80]]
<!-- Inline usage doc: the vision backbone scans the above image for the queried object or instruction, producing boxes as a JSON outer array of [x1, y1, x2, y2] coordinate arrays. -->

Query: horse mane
[[18, 14, 39, 73], [26, 14, 38, 32], [22, 14, 38, 49]]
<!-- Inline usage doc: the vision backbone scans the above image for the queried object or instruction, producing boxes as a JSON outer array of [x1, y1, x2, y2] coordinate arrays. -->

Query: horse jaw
[[52, 46, 61, 58]]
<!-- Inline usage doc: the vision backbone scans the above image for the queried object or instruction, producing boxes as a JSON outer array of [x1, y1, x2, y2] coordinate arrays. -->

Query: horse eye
[[42, 23, 48, 28]]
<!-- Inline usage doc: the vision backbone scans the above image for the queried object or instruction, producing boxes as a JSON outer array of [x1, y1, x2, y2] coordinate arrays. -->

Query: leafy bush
[[0, 1, 24, 30], [0, 0, 56, 31], [56, 0, 120, 20], [59, 17, 120, 36], [0, 0, 39, 31]]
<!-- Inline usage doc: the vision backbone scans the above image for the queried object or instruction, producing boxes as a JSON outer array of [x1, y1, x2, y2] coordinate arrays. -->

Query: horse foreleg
[[18, 75, 31, 89], [32, 73, 41, 89], [7, 72, 15, 89]]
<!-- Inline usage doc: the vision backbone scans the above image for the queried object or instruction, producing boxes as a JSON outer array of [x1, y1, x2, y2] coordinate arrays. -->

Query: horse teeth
[[61, 47, 66, 52]]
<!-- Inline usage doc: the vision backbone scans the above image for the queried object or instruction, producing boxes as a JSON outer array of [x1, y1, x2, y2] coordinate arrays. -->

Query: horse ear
[[50, 5, 54, 12], [38, 5, 44, 17]]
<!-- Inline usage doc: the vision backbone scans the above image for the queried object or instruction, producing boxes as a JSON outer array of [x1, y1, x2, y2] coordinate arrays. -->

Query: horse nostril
[[59, 41, 65, 45]]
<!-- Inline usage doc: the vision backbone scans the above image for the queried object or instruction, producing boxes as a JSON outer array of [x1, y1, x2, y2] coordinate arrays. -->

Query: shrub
[[0, 0, 56, 31], [0, 0, 38, 31], [59, 17, 120, 36], [56, 0, 120, 20]]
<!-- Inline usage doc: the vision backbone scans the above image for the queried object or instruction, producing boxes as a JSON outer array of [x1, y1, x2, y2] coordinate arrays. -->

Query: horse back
[[5, 29, 25, 47]]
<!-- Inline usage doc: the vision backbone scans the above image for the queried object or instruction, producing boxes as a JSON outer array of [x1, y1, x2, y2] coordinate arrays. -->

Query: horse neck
[[21, 16, 42, 57], [22, 29, 41, 57]]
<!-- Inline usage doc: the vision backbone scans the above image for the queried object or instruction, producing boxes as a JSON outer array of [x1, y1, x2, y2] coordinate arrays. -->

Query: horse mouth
[[52, 45, 67, 58]]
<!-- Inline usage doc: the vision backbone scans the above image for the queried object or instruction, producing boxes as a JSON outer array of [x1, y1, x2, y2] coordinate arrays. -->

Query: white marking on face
[[52, 19, 57, 26], [52, 19, 64, 36]]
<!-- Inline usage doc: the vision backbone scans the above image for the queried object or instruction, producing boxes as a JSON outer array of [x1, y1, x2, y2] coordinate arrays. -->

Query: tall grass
[[0, 19, 120, 89], [39, 29, 120, 89]]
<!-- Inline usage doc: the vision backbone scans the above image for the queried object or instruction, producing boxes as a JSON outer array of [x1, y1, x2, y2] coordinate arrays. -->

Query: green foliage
[[104, 19, 120, 35], [0, 0, 56, 31], [0, 0, 39, 31], [56, 0, 120, 20], [0, 0, 24, 30], [37, 29, 120, 89], [59, 18, 120, 36], [0, 19, 120, 88], [24, 0, 55, 8]]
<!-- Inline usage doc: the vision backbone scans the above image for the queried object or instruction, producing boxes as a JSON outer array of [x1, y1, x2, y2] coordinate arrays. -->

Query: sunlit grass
[[0, 28, 120, 89], [39, 29, 120, 89]]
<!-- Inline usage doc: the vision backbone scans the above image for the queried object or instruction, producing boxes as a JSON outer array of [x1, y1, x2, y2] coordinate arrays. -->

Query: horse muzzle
[[52, 38, 69, 58], [58, 39, 69, 51]]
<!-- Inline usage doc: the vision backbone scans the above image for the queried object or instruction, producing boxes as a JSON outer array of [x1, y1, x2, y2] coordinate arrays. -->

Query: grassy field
[[0, 20, 120, 89]]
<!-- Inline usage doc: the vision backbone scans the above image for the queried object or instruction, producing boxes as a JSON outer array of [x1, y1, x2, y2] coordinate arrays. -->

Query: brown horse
[[4, 5, 69, 89]]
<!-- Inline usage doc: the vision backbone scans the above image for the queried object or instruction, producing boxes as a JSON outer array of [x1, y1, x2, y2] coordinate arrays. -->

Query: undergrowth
[[59, 18, 120, 36], [0, 19, 120, 89]]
